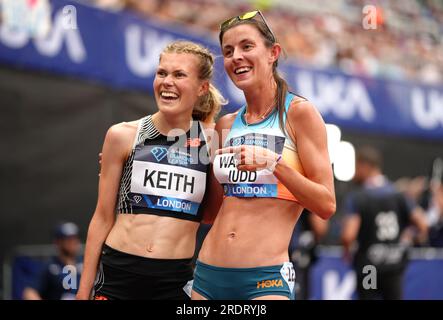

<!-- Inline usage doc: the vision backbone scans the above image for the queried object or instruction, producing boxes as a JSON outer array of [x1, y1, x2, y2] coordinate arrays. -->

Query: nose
[[162, 74, 174, 87], [232, 48, 243, 62]]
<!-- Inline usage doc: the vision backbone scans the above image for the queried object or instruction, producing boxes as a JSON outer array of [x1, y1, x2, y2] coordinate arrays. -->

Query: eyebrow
[[223, 38, 254, 50], [157, 67, 188, 73]]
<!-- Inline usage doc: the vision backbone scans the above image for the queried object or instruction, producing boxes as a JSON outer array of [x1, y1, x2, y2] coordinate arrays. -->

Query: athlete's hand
[[216, 145, 280, 172]]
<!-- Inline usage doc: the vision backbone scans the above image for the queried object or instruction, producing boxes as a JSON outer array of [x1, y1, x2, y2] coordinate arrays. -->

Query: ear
[[198, 81, 209, 97], [269, 43, 282, 64]]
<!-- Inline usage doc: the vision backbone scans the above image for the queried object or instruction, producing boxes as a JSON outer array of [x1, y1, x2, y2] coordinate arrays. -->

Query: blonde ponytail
[[193, 84, 227, 123]]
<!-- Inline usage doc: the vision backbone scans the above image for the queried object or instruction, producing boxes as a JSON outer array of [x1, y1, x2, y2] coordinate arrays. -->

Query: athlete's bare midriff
[[199, 197, 303, 268], [105, 214, 199, 259]]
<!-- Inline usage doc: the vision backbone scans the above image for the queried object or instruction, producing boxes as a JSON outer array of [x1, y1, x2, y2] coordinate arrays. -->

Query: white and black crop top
[[117, 115, 210, 222]]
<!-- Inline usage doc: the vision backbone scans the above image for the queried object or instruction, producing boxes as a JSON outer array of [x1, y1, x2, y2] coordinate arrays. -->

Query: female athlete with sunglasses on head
[[191, 10, 336, 300]]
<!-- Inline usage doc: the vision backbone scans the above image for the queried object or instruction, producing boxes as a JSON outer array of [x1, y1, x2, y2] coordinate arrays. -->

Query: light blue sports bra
[[213, 92, 306, 201]]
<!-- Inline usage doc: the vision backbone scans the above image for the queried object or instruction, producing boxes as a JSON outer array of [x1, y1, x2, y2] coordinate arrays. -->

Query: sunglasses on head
[[220, 10, 276, 42]]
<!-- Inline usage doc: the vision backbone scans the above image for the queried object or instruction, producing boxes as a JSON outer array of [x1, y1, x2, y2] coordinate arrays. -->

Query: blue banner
[[1, 0, 442, 140], [310, 254, 443, 300], [10, 250, 443, 299]]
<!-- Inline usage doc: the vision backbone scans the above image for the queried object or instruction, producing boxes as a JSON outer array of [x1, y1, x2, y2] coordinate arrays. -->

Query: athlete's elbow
[[89, 208, 116, 232], [318, 199, 336, 220]]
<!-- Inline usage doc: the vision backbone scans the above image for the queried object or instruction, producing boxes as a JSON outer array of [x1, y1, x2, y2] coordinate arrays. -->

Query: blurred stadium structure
[[0, 0, 442, 299]]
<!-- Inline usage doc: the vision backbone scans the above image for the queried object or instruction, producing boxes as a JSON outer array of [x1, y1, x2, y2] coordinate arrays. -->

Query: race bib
[[280, 262, 296, 294], [129, 144, 207, 215], [214, 132, 285, 197]]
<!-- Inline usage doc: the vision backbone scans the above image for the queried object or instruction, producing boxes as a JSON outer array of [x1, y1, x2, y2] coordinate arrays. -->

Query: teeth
[[160, 91, 179, 98], [235, 67, 251, 74]]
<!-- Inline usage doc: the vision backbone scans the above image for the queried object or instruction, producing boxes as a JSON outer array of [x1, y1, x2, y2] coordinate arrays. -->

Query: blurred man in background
[[426, 159, 443, 247], [341, 146, 428, 300], [290, 209, 328, 300], [427, 181, 443, 247], [22, 222, 83, 300], [417, 158, 443, 247]]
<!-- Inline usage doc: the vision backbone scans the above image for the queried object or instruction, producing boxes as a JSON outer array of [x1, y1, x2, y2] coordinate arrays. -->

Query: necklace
[[244, 102, 275, 126]]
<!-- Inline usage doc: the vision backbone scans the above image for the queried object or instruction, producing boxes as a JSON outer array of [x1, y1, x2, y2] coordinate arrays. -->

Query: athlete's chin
[[157, 101, 182, 113], [232, 78, 254, 91]]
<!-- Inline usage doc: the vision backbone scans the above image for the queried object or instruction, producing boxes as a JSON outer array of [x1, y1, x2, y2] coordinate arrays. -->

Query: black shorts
[[93, 244, 193, 300]]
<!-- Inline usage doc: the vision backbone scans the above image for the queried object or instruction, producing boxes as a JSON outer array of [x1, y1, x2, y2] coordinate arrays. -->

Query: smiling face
[[221, 24, 279, 91], [153, 52, 207, 117]]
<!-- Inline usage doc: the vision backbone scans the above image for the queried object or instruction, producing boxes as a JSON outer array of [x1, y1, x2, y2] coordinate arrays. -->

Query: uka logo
[[0, 5, 86, 63], [296, 71, 376, 122], [125, 25, 174, 77], [411, 88, 443, 130]]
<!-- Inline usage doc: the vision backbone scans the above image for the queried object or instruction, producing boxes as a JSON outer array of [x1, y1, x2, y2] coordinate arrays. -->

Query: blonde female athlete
[[76, 41, 225, 300]]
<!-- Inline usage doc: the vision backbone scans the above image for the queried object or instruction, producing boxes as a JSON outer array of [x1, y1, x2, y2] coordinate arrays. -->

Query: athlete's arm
[[76, 123, 133, 299], [201, 113, 236, 224], [273, 100, 336, 219], [200, 168, 223, 224]]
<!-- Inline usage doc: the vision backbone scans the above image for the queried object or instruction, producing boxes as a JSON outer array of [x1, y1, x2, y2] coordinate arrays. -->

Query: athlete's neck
[[152, 112, 193, 136], [243, 78, 277, 118]]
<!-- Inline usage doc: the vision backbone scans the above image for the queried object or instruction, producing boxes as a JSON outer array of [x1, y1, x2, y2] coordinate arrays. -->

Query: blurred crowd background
[[0, 0, 442, 300], [91, 0, 443, 84]]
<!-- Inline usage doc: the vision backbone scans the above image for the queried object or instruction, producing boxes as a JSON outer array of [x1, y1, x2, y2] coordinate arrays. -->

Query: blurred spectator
[[395, 176, 428, 204], [289, 209, 328, 300], [91, 0, 127, 11], [125, 0, 160, 18], [22, 222, 83, 300], [102, 0, 443, 85], [421, 158, 443, 247], [341, 146, 428, 300], [427, 180, 443, 247]]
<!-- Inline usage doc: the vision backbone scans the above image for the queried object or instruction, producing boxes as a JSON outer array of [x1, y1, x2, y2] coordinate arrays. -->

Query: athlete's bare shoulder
[[287, 98, 322, 124], [216, 111, 238, 132], [107, 120, 139, 141], [124, 119, 141, 129], [103, 118, 143, 159]]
